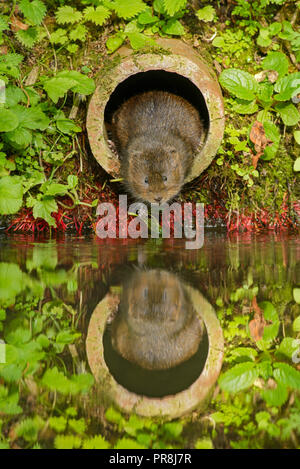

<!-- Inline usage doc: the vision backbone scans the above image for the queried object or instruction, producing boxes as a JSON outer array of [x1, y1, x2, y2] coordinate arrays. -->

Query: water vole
[[110, 269, 204, 370], [111, 91, 205, 204]]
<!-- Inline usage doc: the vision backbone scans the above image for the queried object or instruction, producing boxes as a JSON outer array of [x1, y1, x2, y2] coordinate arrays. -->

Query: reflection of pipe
[[86, 282, 223, 419], [87, 38, 225, 182]]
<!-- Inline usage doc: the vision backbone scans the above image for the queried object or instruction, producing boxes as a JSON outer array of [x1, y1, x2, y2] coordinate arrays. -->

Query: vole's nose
[[154, 197, 162, 203]]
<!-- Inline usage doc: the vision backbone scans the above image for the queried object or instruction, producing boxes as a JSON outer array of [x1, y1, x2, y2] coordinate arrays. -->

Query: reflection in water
[[0, 233, 299, 427], [103, 269, 209, 397]]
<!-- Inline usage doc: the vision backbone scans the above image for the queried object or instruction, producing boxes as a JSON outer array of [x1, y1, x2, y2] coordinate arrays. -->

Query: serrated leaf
[[219, 362, 259, 393], [83, 6, 111, 25], [0, 109, 19, 132], [163, 0, 187, 16], [43, 77, 77, 103], [15, 27, 39, 48], [0, 176, 23, 214], [56, 71, 95, 95], [274, 72, 300, 101], [232, 99, 258, 115], [54, 435, 82, 449], [261, 382, 288, 407], [19, 0, 47, 25], [56, 119, 81, 134], [10, 105, 49, 131], [262, 52, 289, 79], [33, 197, 57, 226], [50, 28, 68, 45], [113, 0, 147, 19], [273, 362, 300, 390], [82, 435, 110, 449], [0, 16, 9, 32], [294, 131, 300, 144], [69, 24, 88, 42], [55, 6, 82, 25], [275, 102, 300, 126], [196, 6, 216, 22], [219, 69, 258, 101]]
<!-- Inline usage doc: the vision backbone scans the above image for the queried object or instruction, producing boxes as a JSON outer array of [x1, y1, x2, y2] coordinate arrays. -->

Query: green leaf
[[162, 19, 185, 36], [114, 438, 147, 450], [106, 33, 125, 53], [274, 72, 300, 101], [232, 99, 258, 115], [50, 28, 68, 45], [0, 109, 19, 132], [19, 0, 47, 25], [43, 182, 69, 197], [83, 6, 111, 25], [56, 118, 81, 134], [67, 175, 78, 189], [33, 197, 57, 226], [49, 416, 67, 433], [162, 422, 183, 439], [56, 330, 81, 345], [262, 52, 289, 79], [15, 27, 39, 48], [276, 337, 300, 359], [54, 435, 82, 449], [105, 406, 124, 425], [0, 176, 23, 214], [195, 438, 213, 449], [0, 16, 9, 32], [82, 435, 110, 449], [219, 69, 258, 101], [43, 77, 77, 103], [127, 32, 156, 49], [294, 131, 300, 144], [219, 362, 259, 393], [261, 382, 288, 407], [113, 0, 147, 19], [69, 24, 88, 42], [56, 71, 95, 95], [293, 288, 300, 303], [196, 6, 216, 22], [293, 316, 300, 332], [163, 0, 187, 16], [293, 158, 300, 172], [275, 102, 300, 126], [138, 10, 159, 25], [10, 105, 50, 131], [273, 363, 300, 390], [263, 121, 281, 143], [55, 6, 82, 24]]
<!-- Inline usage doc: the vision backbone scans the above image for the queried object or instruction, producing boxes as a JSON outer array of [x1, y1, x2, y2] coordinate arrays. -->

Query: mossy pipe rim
[[86, 38, 225, 182], [86, 285, 224, 419]]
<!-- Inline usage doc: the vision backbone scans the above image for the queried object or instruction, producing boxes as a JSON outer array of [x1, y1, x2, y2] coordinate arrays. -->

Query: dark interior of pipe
[[104, 70, 210, 139]]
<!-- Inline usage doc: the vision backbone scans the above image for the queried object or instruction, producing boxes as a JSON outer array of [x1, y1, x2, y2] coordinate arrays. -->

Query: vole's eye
[[163, 176, 168, 182], [144, 176, 149, 185]]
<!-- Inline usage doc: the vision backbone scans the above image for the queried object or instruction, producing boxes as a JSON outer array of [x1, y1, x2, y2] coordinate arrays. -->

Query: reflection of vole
[[110, 269, 204, 370], [111, 91, 204, 204]]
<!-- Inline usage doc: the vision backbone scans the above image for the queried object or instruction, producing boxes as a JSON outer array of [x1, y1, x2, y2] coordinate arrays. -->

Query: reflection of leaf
[[0, 263, 25, 303]]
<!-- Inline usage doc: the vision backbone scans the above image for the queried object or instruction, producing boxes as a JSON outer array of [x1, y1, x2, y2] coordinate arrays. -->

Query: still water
[[0, 232, 299, 448]]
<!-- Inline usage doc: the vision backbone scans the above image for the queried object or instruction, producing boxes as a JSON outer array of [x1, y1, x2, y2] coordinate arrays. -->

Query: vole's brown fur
[[111, 91, 205, 204], [111, 269, 204, 370]]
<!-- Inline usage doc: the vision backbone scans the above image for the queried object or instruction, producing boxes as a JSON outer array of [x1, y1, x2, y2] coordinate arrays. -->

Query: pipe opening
[[104, 70, 210, 143]]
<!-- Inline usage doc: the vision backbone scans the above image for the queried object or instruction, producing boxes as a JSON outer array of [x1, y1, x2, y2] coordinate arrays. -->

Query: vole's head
[[125, 141, 186, 204]]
